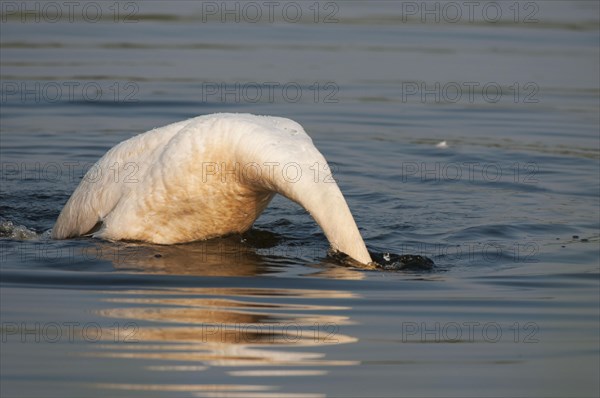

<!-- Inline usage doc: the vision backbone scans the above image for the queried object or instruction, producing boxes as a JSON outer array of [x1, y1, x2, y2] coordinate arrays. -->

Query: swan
[[52, 113, 372, 265]]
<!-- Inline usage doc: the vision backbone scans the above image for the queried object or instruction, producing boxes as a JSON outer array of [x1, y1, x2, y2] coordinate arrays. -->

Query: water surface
[[1, 1, 599, 397]]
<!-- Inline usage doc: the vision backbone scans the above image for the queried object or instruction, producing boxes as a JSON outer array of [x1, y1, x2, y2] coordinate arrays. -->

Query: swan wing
[[51, 118, 193, 239]]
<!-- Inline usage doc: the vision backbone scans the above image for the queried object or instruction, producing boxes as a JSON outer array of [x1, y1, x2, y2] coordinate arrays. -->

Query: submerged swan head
[[52, 113, 372, 265]]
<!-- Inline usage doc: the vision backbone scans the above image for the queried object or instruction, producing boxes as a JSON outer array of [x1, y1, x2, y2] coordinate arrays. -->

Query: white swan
[[52, 113, 372, 265]]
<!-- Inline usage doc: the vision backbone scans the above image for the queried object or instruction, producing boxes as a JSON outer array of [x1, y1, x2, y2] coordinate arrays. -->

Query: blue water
[[1, 1, 599, 397]]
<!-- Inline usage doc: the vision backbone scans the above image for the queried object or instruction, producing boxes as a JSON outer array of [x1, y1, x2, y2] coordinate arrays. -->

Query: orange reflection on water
[[95, 383, 274, 392], [91, 285, 359, 396], [100, 287, 360, 299], [99, 238, 366, 280]]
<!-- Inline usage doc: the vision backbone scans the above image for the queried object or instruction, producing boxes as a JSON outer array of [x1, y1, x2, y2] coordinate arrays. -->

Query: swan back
[[52, 113, 372, 265]]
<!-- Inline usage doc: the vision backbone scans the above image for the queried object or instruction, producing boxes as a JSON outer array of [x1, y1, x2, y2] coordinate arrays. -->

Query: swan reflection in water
[[98, 230, 366, 279], [85, 238, 362, 397]]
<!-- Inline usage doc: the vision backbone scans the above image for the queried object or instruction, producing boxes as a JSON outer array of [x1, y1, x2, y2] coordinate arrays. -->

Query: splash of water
[[328, 249, 435, 271], [0, 219, 45, 240], [369, 251, 435, 271]]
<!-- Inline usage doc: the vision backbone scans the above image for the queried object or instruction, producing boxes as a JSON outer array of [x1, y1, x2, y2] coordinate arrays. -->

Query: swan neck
[[277, 176, 372, 265]]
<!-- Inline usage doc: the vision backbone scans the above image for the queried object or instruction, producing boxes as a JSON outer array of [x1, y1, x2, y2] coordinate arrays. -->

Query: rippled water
[[1, 1, 599, 397]]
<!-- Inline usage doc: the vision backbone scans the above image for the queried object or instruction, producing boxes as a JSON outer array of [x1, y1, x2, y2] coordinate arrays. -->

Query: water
[[1, 1, 599, 397]]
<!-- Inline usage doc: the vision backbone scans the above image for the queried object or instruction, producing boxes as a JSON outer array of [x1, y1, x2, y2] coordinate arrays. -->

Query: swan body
[[52, 113, 372, 265]]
